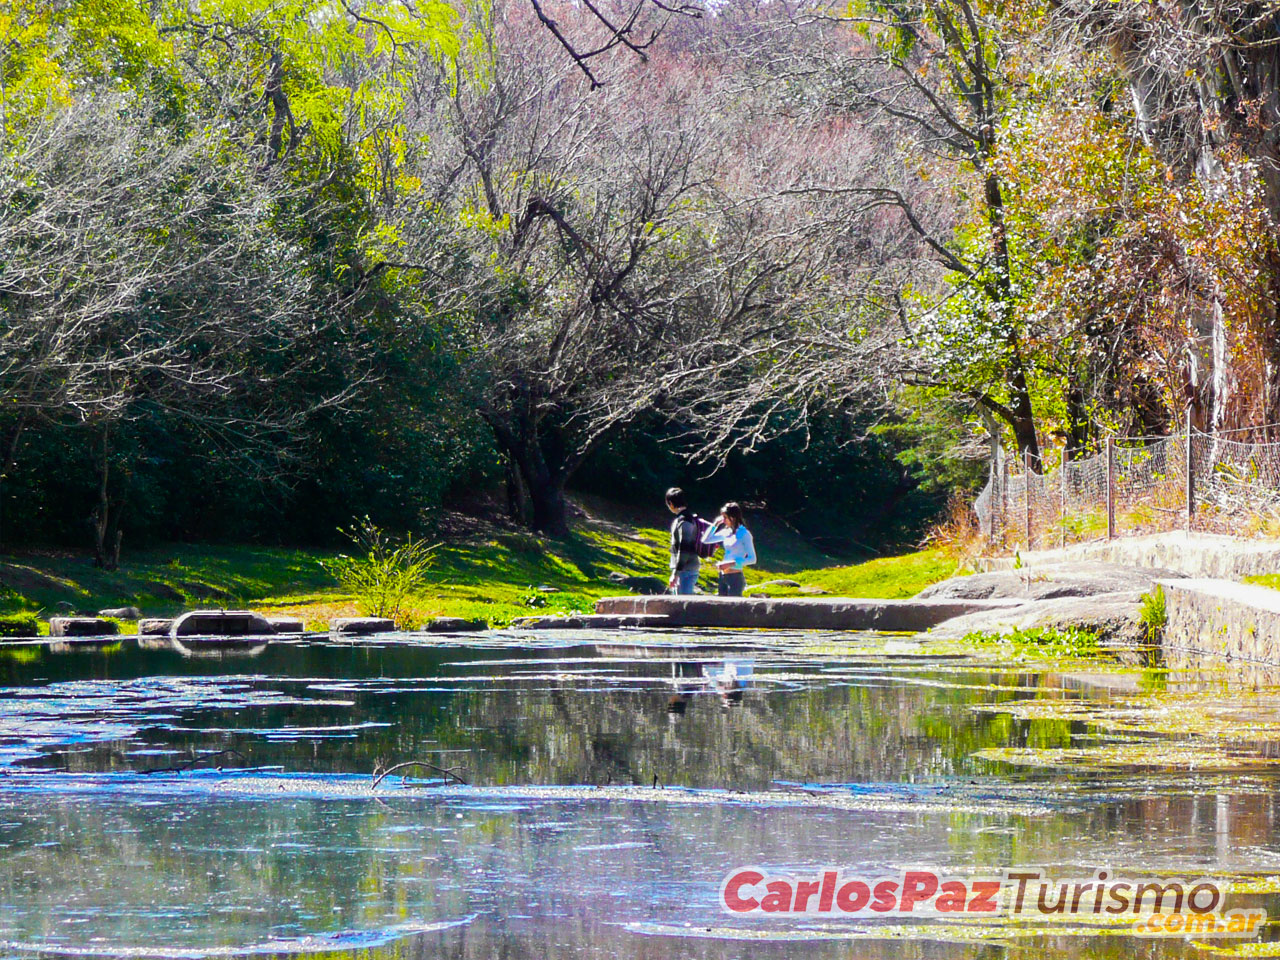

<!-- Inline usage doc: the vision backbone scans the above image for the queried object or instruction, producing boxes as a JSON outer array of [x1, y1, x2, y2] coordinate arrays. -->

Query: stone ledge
[[510, 613, 672, 630], [1158, 578, 1280, 665], [594, 596, 1021, 632], [977, 532, 1280, 579], [170, 610, 274, 639], [49, 617, 119, 638]]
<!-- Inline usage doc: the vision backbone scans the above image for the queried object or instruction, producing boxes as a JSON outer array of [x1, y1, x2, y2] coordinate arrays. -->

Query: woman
[[701, 502, 756, 597]]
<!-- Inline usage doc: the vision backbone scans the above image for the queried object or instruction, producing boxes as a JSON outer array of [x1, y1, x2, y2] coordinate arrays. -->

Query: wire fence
[[974, 429, 1280, 548]]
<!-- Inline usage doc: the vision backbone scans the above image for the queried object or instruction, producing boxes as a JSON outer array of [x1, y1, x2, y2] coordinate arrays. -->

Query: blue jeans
[[672, 570, 699, 595]]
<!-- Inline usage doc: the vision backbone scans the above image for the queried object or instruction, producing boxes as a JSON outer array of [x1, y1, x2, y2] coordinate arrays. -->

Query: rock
[[330, 617, 396, 635], [744, 579, 801, 592], [424, 617, 487, 632], [98, 606, 142, 620], [137, 618, 173, 636], [605, 573, 668, 595], [49, 617, 119, 638], [928, 591, 1145, 645], [266, 616, 305, 634], [170, 610, 274, 638], [799, 585, 829, 595], [917, 563, 1184, 602], [509, 613, 673, 630], [535, 585, 559, 593]]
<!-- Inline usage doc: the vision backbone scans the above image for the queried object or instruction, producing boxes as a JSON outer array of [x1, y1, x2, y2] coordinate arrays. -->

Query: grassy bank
[[0, 499, 963, 630]]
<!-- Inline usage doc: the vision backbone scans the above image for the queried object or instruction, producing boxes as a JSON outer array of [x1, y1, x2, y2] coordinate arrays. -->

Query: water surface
[[0, 632, 1276, 958]]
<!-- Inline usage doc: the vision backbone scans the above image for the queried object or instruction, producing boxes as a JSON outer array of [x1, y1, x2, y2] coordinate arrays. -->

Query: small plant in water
[[327, 517, 438, 625], [1138, 584, 1167, 642], [962, 626, 1100, 657]]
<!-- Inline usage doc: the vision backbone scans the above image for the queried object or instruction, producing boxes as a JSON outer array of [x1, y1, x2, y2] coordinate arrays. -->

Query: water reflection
[[0, 635, 1277, 958]]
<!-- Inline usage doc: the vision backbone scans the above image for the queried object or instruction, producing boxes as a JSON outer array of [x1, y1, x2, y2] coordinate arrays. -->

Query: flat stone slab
[[330, 617, 395, 635], [266, 616, 305, 633], [1158, 578, 1280, 664], [919, 563, 1184, 601], [138, 618, 172, 636], [170, 610, 274, 639], [48, 617, 119, 638], [928, 591, 1145, 645], [510, 613, 673, 630], [423, 617, 488, 632], [593, 596, 1020, 632]]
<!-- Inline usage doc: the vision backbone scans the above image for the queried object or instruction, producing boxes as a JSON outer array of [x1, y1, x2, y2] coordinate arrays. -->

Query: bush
[[1138, 585, 1167, 642], [325, 518, 438, 625], [0, 613, 40, 638]]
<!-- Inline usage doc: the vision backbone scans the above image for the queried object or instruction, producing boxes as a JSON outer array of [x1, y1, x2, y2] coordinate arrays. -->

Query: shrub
[[0, 613, 40, 638], [1138, 585, 1167, 642], [325, 518, 438, 625]]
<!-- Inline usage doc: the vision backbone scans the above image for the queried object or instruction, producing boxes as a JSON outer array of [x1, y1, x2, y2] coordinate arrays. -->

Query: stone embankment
[[921, 562, 1177, 644], [977, 531, 1280, 580]]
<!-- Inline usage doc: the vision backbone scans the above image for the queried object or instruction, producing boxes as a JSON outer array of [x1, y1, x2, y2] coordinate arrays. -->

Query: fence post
[[1184, 419, 1195, 535], [1024, 450, 1033, 548], [1059, 453, 1067, 549], [999, 450, 1008, 546], [1105, 436, 1116, 541]]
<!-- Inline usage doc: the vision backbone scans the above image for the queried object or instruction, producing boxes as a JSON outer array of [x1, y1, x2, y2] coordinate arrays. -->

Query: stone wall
[[1157, 579, 1280, 667], [978, 532, 1280, 579]]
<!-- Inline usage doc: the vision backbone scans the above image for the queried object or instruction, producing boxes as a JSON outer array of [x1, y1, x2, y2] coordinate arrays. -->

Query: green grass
[[0, 499, 963, 629], [749, 548, 962, 599]]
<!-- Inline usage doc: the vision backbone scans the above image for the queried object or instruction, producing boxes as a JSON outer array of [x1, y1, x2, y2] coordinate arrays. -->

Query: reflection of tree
[[17, 646, 1058, 789]]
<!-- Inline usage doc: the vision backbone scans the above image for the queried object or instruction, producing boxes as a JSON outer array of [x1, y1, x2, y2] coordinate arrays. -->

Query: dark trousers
[[717, 571, 746, 597]]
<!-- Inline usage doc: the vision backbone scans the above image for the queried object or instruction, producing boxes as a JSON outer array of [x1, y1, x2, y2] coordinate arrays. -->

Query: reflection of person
[[665, 487, 701, 595], [700, 502, 756, 597]]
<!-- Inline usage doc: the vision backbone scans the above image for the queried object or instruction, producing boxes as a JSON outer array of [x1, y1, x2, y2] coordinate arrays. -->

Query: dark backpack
[[690, 514, 719, 560]]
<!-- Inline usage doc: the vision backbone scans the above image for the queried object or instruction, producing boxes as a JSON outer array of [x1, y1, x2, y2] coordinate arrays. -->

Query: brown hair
[[720, 502, 744, 529]]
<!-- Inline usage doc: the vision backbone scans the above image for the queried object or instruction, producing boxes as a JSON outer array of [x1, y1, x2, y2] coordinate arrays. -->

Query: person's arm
[[702, 522, 730, 545], [669, 519, 680, 573]]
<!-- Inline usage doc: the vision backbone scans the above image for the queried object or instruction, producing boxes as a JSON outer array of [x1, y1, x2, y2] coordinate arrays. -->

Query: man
[[665, 487, 700, 595]]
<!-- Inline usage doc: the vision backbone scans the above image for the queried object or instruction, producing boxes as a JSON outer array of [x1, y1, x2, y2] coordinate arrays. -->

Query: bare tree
[[0, 96, 358, 562], [369, 1, 900, 534]]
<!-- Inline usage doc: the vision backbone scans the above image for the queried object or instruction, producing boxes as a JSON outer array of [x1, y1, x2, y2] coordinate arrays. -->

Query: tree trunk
[[91, 424, 122, 571], [484, 411, 572, 538], [527, 471, 570, 538]]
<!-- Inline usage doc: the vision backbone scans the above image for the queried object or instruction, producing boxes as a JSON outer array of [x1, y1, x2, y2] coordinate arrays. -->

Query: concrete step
[[594, 596, 1021, 632], [509, 613, 673, 630]]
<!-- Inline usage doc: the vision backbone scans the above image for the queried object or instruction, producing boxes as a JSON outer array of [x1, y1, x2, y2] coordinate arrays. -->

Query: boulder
[[137, 618, 173, 636], [799, 585, 829, 595], [330, 617, 396, 636], [98, 606, 143, 620], [928, 591, 1145, 645], [266, 616, 305, 634], [424, 617, 487, 632], [170, 610, 274, 638], [49, 617, 119, 638], [917, 563, 1184, 602], [535, 585, 559, 593]]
